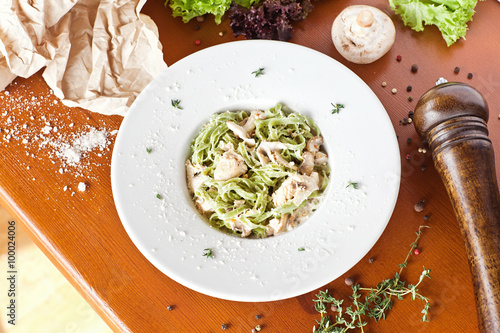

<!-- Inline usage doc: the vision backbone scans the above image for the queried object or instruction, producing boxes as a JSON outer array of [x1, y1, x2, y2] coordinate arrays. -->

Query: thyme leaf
[[346, 181, 359, 189], [331, 103, 345, 114], [203, 248, 214, 259], [171, 99, 183, 109], [252, 67, 265, 77]]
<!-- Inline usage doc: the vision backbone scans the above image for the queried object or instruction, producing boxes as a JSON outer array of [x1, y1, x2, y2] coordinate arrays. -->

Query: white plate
[[111, 40, 400, 302]]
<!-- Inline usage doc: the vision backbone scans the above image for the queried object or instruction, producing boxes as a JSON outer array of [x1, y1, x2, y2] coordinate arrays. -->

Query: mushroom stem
[[356, 10, 374, 28]]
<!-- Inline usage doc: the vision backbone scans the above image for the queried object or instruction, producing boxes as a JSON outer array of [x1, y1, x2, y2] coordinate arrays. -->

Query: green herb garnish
[[146, 147, 152, 154], [331, 103, 345, 114], [171, 99, 183, 109], [346, 181, 359, 189], [252, 67, 265, 77], [312, 226, 431, 332], [298, 247, 305, 252], [156, 194, 162, 199], [203, 248, 214, 259]]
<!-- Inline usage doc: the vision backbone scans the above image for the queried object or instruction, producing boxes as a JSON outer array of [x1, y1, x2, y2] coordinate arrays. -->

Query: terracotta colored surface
[[1, 0, 500, 332]]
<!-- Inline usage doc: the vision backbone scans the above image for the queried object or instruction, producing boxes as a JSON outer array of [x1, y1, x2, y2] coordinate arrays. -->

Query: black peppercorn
[[414, 200, 425, 213], [345, 277, 354, 286], [411, 64, 418, 73]]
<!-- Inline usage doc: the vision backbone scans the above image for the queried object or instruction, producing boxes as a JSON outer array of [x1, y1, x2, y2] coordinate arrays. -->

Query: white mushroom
[[272, 174, 319, 207], [306, 136, 323, 153], [299, 136, 328, 175], [213, 149, 248, 181], [298, 151, 315, 176], [314, 151, 328, 166], [227, 121, 255, 146], [331, 5, 396, 64], [226, 110, 267, 146], [240, 109, 267, 132], [257, 141, 296, 170]]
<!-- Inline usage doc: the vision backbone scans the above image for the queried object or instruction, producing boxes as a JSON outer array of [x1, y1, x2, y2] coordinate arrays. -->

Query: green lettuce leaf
[[388, 0, 480, 46], [165, 0, 260, 24]]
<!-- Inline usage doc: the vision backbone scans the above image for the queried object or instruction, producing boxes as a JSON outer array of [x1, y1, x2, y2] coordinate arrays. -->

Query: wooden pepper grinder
[[414, 82, 500, 332]]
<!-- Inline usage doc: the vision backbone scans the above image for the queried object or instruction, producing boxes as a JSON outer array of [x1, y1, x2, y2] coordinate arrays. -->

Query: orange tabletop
[[1, 0, 500, 332]]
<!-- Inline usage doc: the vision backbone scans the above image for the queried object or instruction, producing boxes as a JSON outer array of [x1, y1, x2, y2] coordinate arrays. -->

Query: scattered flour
[[78, 182, 87, 192], [0, 83, 119, 187], [54, 127, 110, 166]]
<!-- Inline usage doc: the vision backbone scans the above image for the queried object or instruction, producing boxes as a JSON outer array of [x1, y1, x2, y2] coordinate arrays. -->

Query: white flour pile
[[51, 127, 110, 167], [0, 81, 118, 189]]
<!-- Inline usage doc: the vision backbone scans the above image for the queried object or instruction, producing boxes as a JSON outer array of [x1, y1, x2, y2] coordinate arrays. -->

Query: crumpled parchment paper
[[0, 0, 167, 116]]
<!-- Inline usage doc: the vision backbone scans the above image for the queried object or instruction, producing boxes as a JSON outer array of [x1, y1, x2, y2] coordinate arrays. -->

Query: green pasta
[[186, 103, 330, 238]]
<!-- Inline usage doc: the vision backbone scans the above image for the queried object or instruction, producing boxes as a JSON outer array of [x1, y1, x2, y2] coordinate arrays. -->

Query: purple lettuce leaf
[[228, 0, 314, 41]]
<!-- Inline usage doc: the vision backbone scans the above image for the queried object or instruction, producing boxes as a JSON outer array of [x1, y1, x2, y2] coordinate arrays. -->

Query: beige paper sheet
[[0, 0, 167, 116]]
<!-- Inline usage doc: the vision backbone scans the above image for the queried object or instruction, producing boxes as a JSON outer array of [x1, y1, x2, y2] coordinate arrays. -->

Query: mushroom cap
[[331, 5, 396, 64]]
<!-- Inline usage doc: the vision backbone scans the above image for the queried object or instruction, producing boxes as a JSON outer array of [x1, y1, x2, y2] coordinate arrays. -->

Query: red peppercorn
[[405, 154, 411, 160], [195, 39, 201, 45], [396, 55, 402, 62], [414, 248, 421, 255]]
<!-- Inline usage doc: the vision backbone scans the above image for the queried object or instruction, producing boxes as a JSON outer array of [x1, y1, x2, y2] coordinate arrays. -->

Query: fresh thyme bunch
[[313, 226, 431, 332]]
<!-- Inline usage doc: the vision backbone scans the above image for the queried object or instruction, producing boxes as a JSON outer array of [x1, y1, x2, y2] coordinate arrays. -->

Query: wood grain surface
[[1, 0, 500, 332]]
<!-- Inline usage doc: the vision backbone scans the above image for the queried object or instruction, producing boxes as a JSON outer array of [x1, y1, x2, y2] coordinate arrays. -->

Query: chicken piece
[[266, 205, 312, 236], [226, 110, 267, 146], [219, 141, 235, 152], [195, 197, 214, 213], [309, 171, 322, 189], [272, 174, 319, 207], [213, 149, 248, 181], [266, 215, 289, 236], [185, 160, 207, 195], [256, 141, 296, 169], [228, 218, 252, 237]]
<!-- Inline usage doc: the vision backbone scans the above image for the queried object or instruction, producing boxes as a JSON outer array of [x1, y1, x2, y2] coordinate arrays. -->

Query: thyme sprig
[[203, 248, 214, 259], [252, 67, 265, 77], [313, 226, 431, 332], [171, 99, 183, 109], [331, 103, 345, 114], [346, 181, 359, 189]]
